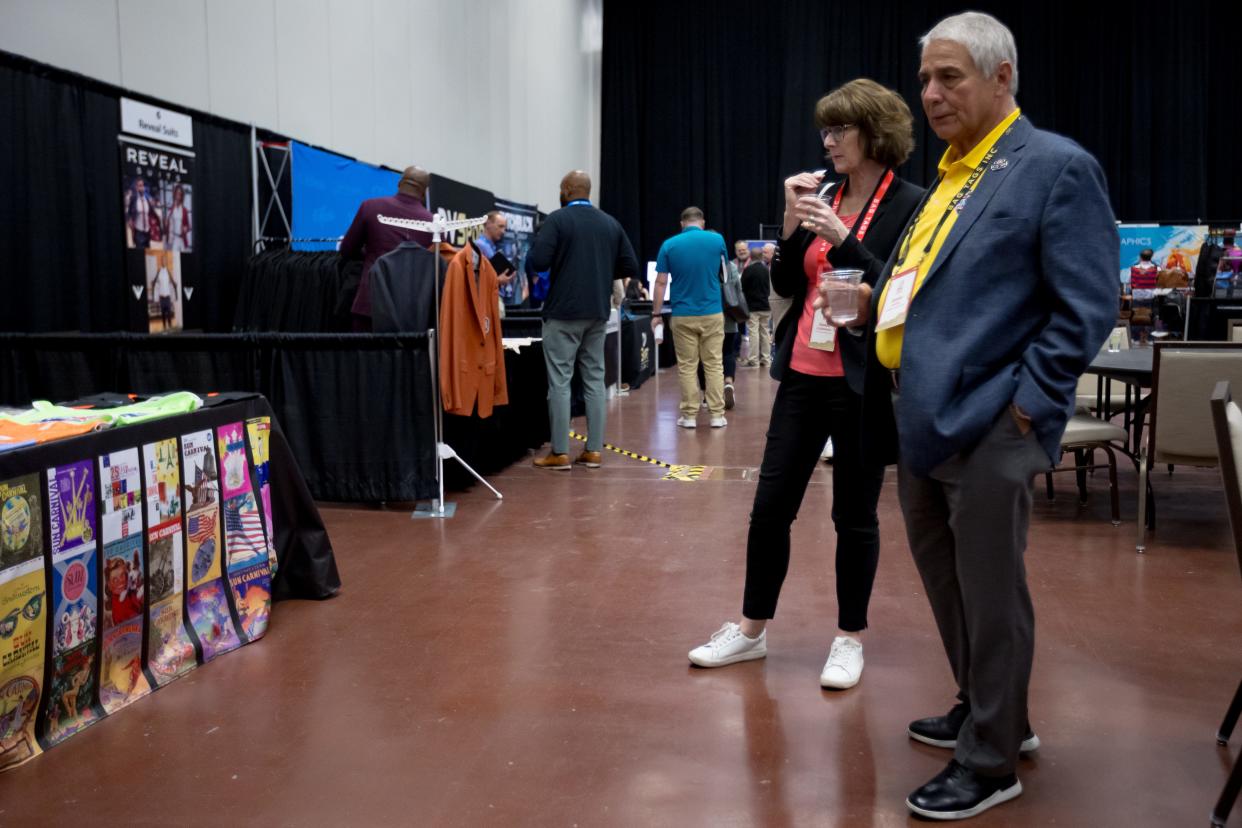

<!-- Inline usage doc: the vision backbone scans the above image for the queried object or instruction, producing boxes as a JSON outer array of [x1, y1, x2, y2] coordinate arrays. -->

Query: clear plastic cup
[[819, 268, 864, 325]]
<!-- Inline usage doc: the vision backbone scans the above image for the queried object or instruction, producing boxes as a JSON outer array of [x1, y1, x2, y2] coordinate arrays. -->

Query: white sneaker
[[821, 437, 834, 461], [677, 416, 697, 429], [820, 635, 864, 689], [688, 622, 767, 667], [710, 416, 727, 428]]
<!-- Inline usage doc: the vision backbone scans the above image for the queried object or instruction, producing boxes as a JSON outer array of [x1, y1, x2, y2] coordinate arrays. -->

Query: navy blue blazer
[[868, 117, 1120, 477]]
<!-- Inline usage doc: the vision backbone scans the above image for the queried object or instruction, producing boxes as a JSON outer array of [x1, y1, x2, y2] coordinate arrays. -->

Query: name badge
[[809, 310, 837, 351], [875, 267, 917, 332]]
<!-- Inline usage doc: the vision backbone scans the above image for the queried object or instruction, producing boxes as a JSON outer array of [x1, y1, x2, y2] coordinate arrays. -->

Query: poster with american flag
[[223, 493, 265, 572]]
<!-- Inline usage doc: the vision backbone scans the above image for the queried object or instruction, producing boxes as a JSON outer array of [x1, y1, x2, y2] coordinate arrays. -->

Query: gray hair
[[919, 12, 1018, 96]]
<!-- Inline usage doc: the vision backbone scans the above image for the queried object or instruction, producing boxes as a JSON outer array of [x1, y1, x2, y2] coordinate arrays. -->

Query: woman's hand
[[781, 172, 824, 239], [795, 195, 849, 246], [813, 282, 873, 328]]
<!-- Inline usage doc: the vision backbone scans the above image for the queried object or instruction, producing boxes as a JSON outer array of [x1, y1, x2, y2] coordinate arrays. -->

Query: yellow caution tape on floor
[[568, 430, 702, 481]]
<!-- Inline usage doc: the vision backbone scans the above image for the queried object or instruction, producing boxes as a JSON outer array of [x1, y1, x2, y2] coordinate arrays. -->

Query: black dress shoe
[[908, 702, 971, 748], [906, 759, 1022, 820], [908, 702, 1041, 753]]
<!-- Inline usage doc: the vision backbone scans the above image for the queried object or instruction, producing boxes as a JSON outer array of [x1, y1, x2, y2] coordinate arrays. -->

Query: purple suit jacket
[[343, 192, 434, 316]]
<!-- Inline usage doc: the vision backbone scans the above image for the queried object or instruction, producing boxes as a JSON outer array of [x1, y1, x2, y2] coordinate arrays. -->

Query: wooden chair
[[1137, 343, 1242, 552], [1209, 381, 1242, 827]]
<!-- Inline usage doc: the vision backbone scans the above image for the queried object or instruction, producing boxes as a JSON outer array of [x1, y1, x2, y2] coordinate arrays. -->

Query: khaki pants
[[671, 313, 725, 418], [745, 311, 772, 364]]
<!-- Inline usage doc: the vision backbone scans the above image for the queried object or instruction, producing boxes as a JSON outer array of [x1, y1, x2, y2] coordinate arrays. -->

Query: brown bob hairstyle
[[814, 78, 915, 169]]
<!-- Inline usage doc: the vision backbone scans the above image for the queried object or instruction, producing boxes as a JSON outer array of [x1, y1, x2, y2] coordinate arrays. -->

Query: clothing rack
[[377, 212, 499, 518], [253, 235, 343, 253]]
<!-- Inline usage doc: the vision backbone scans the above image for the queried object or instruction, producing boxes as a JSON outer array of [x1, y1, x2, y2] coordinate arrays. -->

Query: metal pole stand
[[377, 213, 503, 519]]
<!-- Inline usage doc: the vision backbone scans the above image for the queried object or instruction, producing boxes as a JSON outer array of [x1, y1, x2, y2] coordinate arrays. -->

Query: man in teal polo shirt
[[652, 207, 730, 428]]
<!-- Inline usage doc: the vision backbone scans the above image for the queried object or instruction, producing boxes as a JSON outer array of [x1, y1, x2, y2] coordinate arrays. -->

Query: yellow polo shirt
[[875, 108, 1022, 369]]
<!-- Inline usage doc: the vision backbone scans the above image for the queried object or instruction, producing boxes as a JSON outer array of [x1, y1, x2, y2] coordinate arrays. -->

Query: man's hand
[[1010, 403, 1033, 435], [652, 321, 664, 344], [496, 268, 516, 285]]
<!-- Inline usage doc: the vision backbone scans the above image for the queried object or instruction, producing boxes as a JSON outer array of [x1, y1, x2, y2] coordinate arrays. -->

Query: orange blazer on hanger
[[439, 243, 509, 417]]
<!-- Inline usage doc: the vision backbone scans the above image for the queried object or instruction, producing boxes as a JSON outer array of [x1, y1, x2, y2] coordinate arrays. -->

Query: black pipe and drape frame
[[0, 334, 550, 503], [601, 0, 1242, 262]]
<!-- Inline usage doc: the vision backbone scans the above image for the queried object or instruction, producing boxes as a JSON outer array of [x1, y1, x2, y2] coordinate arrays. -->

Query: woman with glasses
[[688, 79, 924, 689]]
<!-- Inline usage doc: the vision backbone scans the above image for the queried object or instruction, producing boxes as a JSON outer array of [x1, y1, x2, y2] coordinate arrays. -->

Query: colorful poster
[[182, 430, 240, 660], [184, 582, 238, 661], [143, 439, 194, 686], [245, 418, 277, 574], [1, 475, 43, 572], [223, 493, 268, 573], [43, 460, 102, 745], [43, 644, 96, 746], [98, 620, 146, 713], [494, 197, 538, 307], [121, 135, 198, 333], [1118, 224, 1207, 285], [98, 449, 150, 714], [0, 474, 47, 771], [218, 423, 272, 640], [227, 565, 271, 640], [217, 422, 251, 500]]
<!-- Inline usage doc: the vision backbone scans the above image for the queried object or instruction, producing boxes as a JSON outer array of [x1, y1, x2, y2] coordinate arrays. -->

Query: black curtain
[[602, 0, 1241, 262], [0, 51, 252, 333]]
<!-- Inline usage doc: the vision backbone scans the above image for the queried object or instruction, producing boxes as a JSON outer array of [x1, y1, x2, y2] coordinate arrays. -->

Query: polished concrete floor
[[3, 364, 1241, 826]]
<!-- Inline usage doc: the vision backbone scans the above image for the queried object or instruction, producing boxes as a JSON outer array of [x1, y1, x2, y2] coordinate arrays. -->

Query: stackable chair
[[1044, 414, 1127, 524], [1137, 343, 1242, 553], [1209, 381, 1242, 827]]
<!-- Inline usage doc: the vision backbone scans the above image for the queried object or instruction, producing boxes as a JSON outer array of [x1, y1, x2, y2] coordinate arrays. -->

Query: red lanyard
[[816, 168, 895, 270]]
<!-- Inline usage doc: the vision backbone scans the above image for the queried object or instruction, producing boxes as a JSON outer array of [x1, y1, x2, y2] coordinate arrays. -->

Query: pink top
[[789, 213, 858, 377]]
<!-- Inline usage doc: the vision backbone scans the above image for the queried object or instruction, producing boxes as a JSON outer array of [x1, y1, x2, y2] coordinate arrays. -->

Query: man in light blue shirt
[[652, 206, 729, 428]]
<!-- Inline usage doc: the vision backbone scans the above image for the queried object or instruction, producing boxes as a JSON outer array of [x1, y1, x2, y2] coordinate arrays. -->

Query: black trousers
[[897, 410, 1047, 776], [742, 369, 885, 630], [698, 331, 738, 389]]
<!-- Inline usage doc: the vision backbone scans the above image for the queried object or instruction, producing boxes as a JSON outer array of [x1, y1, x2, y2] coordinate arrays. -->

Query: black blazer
[[769, 174, 923, 466], [771, 175, 924, 383]]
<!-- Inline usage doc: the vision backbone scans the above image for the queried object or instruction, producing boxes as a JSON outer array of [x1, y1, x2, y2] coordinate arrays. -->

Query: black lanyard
[[893, 118, 1020, 270]]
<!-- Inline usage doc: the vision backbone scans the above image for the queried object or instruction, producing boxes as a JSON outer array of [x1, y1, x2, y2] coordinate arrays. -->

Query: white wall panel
[[205, 0, 279, 126], [370, 0, 413, 170], [0, 0, 121, 84], [326, 0, 376, 163], [0, 0, 601, 208], [117, 0, 211, 111]]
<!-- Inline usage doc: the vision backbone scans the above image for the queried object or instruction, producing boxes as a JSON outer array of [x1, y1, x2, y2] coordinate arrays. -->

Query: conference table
[[1084, 347, 1154, 456]]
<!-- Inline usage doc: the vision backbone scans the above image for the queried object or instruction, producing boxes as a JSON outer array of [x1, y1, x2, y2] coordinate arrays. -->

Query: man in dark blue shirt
[[652, 207, 729, 428], [526, 170, 638, 470]]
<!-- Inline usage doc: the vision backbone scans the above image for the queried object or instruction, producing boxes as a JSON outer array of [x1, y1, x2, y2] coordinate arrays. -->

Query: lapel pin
[[990, 158, 1009, 171]]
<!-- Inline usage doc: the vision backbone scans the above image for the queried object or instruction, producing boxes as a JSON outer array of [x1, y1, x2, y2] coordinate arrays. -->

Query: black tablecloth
[[0, 394, 339, 600], [0, 334, 550, 503]]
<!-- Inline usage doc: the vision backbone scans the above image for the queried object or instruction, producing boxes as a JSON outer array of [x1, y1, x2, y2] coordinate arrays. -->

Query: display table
[[1086, 348, 1154, 455], [0, 333, 549, 502], [0, 393, 338, 772]]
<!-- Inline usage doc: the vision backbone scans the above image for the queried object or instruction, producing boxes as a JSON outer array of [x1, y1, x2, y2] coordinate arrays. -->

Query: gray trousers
[[897, 408, 1050, 776], [543, 318, 607, 455]]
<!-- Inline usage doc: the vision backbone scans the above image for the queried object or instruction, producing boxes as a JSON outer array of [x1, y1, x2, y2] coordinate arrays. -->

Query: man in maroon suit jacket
[[342, 165, 435, 331]]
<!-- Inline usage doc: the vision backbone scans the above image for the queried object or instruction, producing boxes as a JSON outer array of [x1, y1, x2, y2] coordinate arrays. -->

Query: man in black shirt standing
[[526, 170, 639, 470], [740, 254, 771, 367]]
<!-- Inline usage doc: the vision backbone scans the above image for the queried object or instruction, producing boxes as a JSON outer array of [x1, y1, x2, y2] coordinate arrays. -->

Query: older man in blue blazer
[[848, 11, 1119, 821]]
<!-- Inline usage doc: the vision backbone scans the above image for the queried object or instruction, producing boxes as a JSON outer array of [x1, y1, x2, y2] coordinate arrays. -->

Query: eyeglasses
[[0, 593, 43, 638], [819, 124, 856, 143]]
